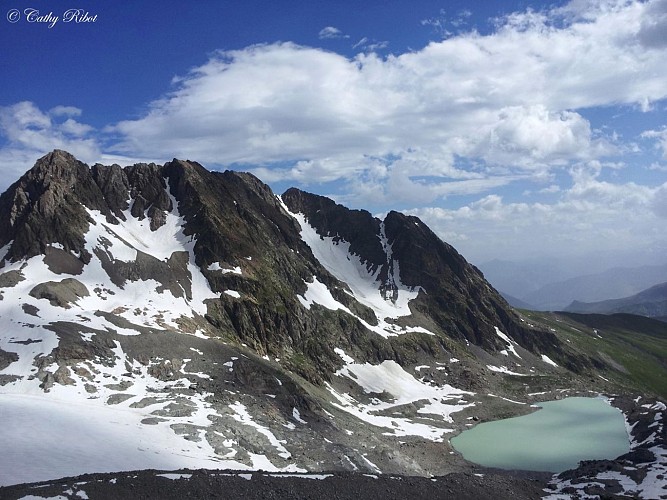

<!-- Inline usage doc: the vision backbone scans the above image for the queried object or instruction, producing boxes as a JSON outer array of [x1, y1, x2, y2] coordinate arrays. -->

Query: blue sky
[[1, 0, 667, 270]]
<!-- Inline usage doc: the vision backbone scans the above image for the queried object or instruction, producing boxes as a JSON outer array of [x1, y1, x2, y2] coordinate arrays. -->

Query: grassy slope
[[518, 310, 667, 399]]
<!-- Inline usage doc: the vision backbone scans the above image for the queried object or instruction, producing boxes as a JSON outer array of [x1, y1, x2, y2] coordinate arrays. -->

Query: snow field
[[327, 349, 473, 442]]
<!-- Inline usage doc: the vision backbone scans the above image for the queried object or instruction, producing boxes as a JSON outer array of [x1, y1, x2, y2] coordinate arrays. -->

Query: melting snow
[[207, 263, 242, 275], [487, 365, 527, 376], [292, 408, 307, 424], [0, 184, 220, 390], [229, 402, 292, 460]]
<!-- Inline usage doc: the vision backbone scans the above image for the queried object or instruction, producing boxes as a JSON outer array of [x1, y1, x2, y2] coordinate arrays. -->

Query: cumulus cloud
[[106, 0, 667, 205]]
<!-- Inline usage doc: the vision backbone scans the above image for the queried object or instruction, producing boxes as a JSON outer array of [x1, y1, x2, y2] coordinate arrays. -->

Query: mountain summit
[[1, 150, 650, 492]]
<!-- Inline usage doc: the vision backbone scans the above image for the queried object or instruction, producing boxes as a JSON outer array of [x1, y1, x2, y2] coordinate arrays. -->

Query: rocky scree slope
[[0, 150, 613, 486]]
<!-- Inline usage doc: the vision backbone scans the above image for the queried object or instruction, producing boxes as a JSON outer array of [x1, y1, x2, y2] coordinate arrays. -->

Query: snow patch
[[494, 327, 521, 358], [292, 408, 307, 424], [208, 263, 242, 275], [541, 355, 558, 367], [487, 365, 527, 376]]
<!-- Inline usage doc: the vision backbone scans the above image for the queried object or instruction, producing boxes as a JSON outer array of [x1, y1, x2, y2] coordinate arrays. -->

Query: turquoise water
[[450, 397, 630, 472]]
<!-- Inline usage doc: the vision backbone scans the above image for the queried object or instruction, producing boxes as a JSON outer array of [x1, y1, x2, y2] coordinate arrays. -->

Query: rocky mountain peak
[[0, 151, 109, 263], [0, 151, 578, 377]]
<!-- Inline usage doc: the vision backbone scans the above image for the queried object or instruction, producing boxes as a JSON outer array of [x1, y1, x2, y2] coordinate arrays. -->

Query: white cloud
[[49, 105, 82, 117], [648, 162, 667, 172], [408, 172, 667, 264], [539, 185, 561, 194], [103, 0, 667, 206], [642, 126, 667, 158], [0, 102, 103, 179], [318, 26, 348, 40]]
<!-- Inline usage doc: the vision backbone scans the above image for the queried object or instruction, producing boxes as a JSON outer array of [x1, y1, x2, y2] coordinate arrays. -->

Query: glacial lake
[[450, 397, 630, 472]]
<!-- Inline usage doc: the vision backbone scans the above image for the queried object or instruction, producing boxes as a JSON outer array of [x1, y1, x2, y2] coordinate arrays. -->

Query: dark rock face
[[0, 150, 104, 263]]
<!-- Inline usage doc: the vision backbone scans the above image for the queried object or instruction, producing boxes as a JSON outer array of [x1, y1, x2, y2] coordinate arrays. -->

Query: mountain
[[480, 260, 667, 310], [499, 292, 535, 310], [566, 282, 667, 321], [0, 151, 664, 498], [477, 258, 578, 299]]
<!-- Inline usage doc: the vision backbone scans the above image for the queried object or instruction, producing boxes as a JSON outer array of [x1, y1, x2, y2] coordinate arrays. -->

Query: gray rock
[[0, 270, 24, 288], [29, 278, 89, 308]]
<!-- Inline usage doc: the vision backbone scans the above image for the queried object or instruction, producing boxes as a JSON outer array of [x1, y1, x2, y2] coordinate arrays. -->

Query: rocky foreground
[[0, 394, 664, 499], [0, 469, 549, 500]]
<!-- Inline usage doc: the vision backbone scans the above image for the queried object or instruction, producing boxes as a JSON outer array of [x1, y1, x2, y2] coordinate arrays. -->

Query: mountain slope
[[0, 150, 661, 495], [566, 282, 667, 321]]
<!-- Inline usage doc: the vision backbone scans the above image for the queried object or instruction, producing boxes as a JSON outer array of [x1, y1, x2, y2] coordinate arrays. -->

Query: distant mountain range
[[566, 282, 667, 321], [480, 260, 667, 311]]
